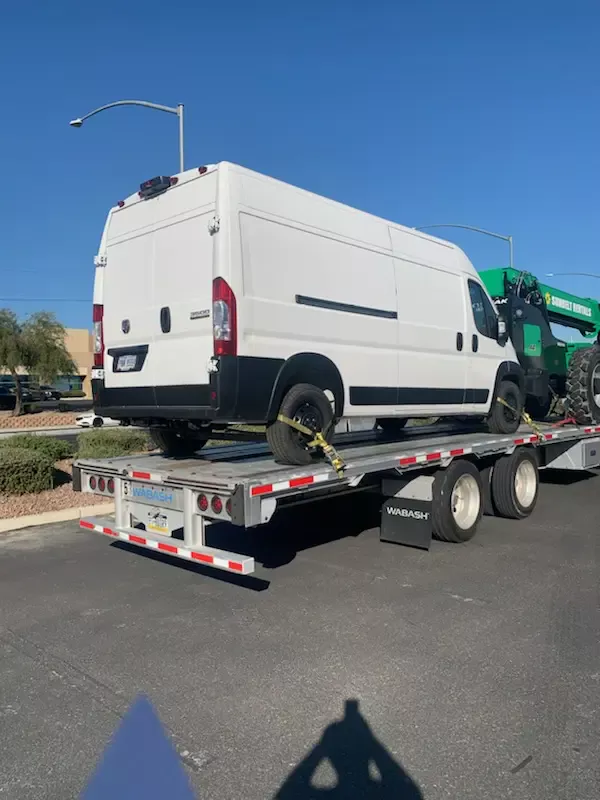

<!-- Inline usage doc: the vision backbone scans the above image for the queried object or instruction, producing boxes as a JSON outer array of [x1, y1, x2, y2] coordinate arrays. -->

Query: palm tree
[[0, 310, 76, 416]]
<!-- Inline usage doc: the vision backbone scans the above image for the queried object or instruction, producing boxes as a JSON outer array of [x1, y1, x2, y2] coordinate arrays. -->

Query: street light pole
[[546, 272, 600, 279], [69, 100, 185, 173], [414, 223, 514, 270]]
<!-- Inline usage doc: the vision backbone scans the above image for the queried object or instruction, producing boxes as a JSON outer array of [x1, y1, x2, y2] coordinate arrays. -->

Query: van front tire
[[487, 381, 523, 435], [267, 384, 335, 466], [150, 429, 208, 458]]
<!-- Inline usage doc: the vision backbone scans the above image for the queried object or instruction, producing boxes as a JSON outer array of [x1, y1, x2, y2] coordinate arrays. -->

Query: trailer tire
[[150, 429, 208, 457], [487, 380, 523, 435], [490, 449, 539, 519], [432, 460, 483, 543], [565, 346, 600, 424], [267, 383, 335, 466], [479, 462, 496, 516], [376, 417, 408, 435]]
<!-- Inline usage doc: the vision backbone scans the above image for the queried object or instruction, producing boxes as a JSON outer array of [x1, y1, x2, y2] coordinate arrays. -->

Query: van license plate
[[116, 354, 137, 372], [147, 511, 170, 535]]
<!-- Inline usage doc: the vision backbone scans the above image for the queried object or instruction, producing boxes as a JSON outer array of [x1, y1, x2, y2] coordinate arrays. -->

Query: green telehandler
[[479, 267, 600, 423]]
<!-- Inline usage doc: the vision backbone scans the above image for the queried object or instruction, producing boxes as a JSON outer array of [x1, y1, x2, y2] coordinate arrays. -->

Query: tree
[[0, 310, 76, 416]]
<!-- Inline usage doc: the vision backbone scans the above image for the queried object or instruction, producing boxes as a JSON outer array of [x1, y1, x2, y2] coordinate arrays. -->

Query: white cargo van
[[92, 163, 524, 464]]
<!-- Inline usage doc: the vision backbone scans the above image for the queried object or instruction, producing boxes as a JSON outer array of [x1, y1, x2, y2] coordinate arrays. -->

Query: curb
[[0, 502, 115, 534]]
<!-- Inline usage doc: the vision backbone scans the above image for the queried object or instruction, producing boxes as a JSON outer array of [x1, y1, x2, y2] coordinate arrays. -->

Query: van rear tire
[[150, 429, 208, 457], [267, 383, 335, 466], [487, 381, 523, 435]]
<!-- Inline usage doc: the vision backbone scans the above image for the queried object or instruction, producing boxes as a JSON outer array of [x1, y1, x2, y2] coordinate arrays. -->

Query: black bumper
[[93, 355, 284, 424]]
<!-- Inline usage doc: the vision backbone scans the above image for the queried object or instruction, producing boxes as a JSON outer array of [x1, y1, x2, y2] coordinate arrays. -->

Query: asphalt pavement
[[0, 470, 598, 799]]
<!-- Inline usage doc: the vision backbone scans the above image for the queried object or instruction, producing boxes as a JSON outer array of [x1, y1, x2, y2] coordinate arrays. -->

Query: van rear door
[[102, 170, 218, 405]]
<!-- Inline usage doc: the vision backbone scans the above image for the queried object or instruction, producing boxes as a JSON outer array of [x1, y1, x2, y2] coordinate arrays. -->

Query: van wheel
[[376, 418, 408, 435], [267, 383, 335, 466], [487, 381, 523, 435], [432, 460, 483, 543], [491, 449, 539, 519], [150, 428, 208, 457]]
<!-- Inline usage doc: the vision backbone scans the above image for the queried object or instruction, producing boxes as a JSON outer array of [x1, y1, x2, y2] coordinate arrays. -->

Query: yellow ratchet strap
[[496, 396, 544, 440], [277, 414, 347, 477]]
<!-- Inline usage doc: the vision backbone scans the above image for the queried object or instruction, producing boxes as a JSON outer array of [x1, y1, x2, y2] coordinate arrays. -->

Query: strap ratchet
[[277, 414, 347, 477]]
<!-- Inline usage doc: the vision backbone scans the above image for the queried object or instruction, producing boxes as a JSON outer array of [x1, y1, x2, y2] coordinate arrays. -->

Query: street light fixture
[[414, 223, 514, 270], [546, 272, 600, 279], [69, 99, 185, 173]]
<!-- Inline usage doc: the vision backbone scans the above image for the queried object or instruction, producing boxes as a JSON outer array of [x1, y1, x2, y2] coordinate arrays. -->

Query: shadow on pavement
[[539, 468, 599, 485], [274, 699, 423, 799], [209, 492, 383, 570]]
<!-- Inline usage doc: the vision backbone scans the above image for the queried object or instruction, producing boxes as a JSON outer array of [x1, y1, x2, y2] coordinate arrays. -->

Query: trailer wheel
[[267, 383, 335, 466], [376, 417, 408, 435], [490, 449, 539, 519], [150, 429, 208, 457], [487, 380, 523, 435], [565, 346, 600, 424], [432, 460, 483, 543]]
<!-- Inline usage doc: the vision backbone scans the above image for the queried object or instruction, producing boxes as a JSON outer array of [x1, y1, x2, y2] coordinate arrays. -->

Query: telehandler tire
[[565, 346, 600, 425]]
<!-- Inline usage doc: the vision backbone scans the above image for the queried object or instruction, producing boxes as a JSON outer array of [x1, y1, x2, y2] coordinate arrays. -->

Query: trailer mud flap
[[380, 497, 433, 550]]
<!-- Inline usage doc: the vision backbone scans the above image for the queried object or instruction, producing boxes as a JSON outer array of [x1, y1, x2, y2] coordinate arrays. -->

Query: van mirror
[[497, 316, 509, 346]]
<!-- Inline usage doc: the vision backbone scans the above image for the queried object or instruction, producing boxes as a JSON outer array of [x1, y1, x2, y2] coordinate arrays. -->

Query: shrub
[[61, 389, 86, 398], [0, 447, 54, 494], [77, 428, 151, 459], [0, 433, 73, 461]]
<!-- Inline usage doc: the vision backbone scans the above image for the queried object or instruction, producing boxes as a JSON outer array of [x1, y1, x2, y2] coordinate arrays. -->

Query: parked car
[[91, 163, 524, 464], [76, 413, 121, 429], [40, 385, 63, 401]]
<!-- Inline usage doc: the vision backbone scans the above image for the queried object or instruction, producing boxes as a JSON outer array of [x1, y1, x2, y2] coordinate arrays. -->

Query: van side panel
[[233, 168, 399, 417], [388, 227, 469, 413]]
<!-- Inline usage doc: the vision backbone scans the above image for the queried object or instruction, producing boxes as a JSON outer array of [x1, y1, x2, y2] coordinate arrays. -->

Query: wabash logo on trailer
[[385, 506, 430, 521]]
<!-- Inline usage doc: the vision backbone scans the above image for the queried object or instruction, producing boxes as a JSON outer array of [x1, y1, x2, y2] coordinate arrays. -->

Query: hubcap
[[293, 403, 323, 451], [592, 363, 600, 407], [514, 459, 537, 507], [451, 474, 481, 530]]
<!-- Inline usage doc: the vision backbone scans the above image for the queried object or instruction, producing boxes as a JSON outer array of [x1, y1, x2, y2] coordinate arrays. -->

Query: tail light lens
[[107, 478, 115, 494], [93, 304, 104, 368], [211, 496, 223, 515], [197, 494, 209, 512], [226, 498, 232, 516], [212, 278, 237, 356], [98, 477, 106, 493], [89, 476, 97, 490]]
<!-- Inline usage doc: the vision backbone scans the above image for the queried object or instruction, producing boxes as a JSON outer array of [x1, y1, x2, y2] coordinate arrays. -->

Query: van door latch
[[208, 216, 220, 235]]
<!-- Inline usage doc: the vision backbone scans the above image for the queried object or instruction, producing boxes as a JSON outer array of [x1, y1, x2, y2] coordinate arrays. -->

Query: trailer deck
[[74, 421, 600, 576]]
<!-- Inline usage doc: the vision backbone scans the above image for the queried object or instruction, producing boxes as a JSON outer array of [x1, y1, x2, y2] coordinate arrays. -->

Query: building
[[0, 328, 94, 398]]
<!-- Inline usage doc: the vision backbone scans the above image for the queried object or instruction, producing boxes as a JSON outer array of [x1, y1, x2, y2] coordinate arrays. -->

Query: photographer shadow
[[275, 699, 423, 799]]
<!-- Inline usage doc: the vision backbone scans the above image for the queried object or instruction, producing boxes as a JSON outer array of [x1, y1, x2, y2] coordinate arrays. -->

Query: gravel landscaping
[[0, 410, 80, 429], [0, 460, 112, 520]]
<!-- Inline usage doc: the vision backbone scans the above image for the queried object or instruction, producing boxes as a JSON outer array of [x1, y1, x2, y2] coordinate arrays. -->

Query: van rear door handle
[[472, 334, 479, 352], [456, 332, 463, 351], [160, 306, 171, 334]]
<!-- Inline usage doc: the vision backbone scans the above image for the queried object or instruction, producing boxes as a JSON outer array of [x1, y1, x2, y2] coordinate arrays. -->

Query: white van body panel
[[93, 162, 520, 424]]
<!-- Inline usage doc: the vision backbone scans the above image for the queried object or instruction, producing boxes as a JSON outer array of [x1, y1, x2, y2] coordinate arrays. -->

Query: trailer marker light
[[211, 496, 223, 515], [107, 478, 115, 494], [89, 475, 97, 490], [98, 477, 106, 492], [198, 166, 208, 175], [197, 494, 209, 512], [117, 200, 125, 208]]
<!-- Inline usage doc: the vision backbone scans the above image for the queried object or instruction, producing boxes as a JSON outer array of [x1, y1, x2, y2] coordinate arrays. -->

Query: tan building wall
[[64, 328, 93, 397]]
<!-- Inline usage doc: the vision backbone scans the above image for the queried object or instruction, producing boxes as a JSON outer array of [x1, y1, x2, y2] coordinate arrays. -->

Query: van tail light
[[212, 278, 237, 356], [93, 304, 104, 367]]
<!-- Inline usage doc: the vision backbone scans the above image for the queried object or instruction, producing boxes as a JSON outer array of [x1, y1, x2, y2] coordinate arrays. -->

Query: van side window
[[468, 280, 498, 339]]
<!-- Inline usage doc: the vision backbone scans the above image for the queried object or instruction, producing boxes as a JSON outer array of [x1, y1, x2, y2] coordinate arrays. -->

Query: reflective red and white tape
[[79, 519, 253, 574]]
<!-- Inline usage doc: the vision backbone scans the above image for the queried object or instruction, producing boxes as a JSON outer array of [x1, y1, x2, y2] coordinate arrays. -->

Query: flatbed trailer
[[74, 421, 600, 576]]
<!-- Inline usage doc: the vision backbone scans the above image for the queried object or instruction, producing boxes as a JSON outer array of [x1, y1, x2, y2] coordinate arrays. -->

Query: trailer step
[[80, 517, 255, 575]]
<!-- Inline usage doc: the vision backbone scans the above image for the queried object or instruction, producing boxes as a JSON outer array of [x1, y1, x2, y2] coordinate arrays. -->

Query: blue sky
[[1, 0, 599, 334]]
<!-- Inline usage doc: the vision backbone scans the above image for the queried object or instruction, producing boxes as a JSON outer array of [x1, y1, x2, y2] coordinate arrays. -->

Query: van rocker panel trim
[[349, 387, 489, 406]]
